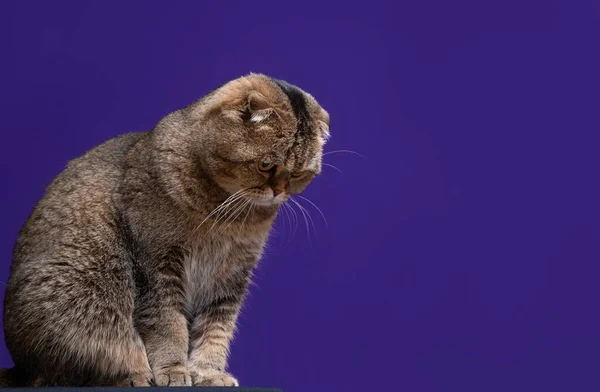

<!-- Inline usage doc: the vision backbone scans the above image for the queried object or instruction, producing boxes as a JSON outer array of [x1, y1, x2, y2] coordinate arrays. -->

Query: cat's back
[[55, 131, 148, 192], [11, 132, 148, 269]]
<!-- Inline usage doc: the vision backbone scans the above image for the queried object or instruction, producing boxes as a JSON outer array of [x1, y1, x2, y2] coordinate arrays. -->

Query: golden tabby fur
[[0, 73, 329, 387]]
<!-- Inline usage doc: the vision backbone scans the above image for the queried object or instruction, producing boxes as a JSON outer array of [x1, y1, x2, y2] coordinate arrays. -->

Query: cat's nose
[[272, 187, 285, 196], [269, 168, 290, 197]]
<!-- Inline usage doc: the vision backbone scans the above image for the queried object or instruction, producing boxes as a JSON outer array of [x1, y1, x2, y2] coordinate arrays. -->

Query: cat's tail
[[0, 368, 24, 387]]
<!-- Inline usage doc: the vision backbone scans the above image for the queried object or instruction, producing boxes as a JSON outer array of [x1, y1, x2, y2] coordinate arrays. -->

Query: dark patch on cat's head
[[270, 78, 311, 138]]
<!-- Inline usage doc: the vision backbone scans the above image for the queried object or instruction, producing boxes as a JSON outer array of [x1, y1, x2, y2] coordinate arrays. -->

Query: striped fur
[[0, 74, 329, 387]]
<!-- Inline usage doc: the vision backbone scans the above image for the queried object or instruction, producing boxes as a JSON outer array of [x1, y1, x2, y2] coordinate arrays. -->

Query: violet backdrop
[[1, 1, 599, 391]]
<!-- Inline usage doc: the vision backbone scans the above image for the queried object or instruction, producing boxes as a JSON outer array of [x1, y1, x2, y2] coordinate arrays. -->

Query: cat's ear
[[243, 91, 278, 125], [318, 109, 331, 143]]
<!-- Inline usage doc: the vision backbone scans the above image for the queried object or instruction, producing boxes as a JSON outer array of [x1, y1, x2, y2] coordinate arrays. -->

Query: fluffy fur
[[0, 73, 329, 387]]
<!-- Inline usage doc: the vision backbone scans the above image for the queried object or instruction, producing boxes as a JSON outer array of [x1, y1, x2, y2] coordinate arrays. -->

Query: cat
[[0, 73, 330, 387]]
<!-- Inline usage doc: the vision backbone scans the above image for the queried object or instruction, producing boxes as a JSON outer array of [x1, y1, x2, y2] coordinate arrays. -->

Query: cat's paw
[[112, 371, 154, 387], [153, 364, 192, 386], [190, 370, 239, 387]]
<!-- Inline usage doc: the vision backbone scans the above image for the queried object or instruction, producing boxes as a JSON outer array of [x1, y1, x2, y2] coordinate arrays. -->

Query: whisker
[[285, 201, 299, 240], [322, 162, 342, 173], [191, 188, 249, 237], [202, 200, 241, 238], [215, 197, 252, 237], [296, 194, 328, 227], [234, 199, 254, 233], [323, 149, 364, 158], [212, 196, 243, 224], [220, 196, 253, 233], [241, 202, 254, 230], [290, 197, 313, 246], [292, 198, 316, 234], [285, 202, 298, 242], [199, 190, 249, 239], [279, 203, 290, 235]]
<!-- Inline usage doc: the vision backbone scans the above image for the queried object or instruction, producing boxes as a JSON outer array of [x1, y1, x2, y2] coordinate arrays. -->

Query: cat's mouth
[[244, 187, 289, 206]]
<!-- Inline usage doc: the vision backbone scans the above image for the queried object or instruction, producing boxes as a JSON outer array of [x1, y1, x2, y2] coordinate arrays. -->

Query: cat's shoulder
[[66, 132, 149, 170]]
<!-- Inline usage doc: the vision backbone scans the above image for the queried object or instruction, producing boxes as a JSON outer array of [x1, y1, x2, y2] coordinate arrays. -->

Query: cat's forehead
[[270, 79, 312, 136]]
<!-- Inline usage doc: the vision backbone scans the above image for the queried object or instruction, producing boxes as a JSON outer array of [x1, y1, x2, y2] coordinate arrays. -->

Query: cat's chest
[[182, 238, 258, 313]]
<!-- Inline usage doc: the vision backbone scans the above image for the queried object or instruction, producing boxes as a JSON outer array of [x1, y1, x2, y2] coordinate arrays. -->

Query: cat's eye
[[258, 160, 275, 172], [290, 172, 304, 178]]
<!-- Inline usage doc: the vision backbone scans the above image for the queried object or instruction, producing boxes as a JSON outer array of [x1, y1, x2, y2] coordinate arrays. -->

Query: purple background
[[1, 1, 599, 391]]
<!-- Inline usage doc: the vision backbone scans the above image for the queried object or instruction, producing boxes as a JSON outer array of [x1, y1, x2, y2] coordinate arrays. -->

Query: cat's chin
[[247, 193, 288, 207], [249, 198, 284, 207]]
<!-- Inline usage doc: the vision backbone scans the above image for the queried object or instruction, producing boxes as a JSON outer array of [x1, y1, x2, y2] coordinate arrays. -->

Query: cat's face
[[195, 75, 330, 207]]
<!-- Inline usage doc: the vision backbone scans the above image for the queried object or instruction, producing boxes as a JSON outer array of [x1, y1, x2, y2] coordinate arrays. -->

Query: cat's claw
[[153, 365, 192, 386], [191, 371, 239, 387]]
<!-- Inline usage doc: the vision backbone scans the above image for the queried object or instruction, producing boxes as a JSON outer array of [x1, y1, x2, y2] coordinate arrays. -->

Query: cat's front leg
[[188, 286, 247, 386], [140, 308, 191, 386], [136, 252, 192, 386]]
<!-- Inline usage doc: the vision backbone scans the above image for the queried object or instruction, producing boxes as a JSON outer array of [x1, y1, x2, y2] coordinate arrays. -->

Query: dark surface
[[0, 389, 281, 392], [1, 1, 599, 392]]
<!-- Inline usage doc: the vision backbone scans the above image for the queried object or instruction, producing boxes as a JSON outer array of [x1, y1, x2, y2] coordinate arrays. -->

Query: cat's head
[[188, 73, 330, 206]]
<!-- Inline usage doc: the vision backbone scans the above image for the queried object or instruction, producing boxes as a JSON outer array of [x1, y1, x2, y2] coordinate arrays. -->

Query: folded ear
[[318, 120, 331, 143], [318, 109, 331, 143], [243, 91, 277, 125], [216, 89, 278, 126]]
